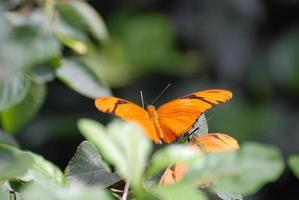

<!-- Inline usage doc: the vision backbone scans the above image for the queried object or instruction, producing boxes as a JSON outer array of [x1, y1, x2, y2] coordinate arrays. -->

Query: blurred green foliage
[[0, 0, 298, 199]]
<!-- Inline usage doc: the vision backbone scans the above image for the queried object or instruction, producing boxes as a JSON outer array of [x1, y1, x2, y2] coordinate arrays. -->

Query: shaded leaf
[[57, 1, 109, 42], [150, 183, 207, 200], [78, 119, 152, 186], [146, 145, 204, 178], [0, 144, 33, 181], [21, 182, 113, 200], [0, 182, 23, 200], [21, 150, 65, 185], [1, 81, 46, 133], [55, 33, 87, 54], [178, 114, 208, 143], [0, 144, 64, 184], [187, 142, 284, 196], [192, 114, 208, 136], [0, 72, 30, 111], [0, 21, 60, 76], [30, 57, 60, 84], [216, 192, 243, 200], [66, 141, 120, 187], [56, 59, 111, 99], [288, 154, 299, 178]]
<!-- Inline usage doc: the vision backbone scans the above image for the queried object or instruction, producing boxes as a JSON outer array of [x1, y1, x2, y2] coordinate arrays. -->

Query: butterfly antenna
[[140, 90, 145, 109], [124, 88, 150, 107], [151, 83, 171, 105]]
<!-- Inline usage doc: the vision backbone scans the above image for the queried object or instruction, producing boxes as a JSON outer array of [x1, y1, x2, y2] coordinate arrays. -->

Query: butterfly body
[[147, 105, 165, 143], [95, 89, 232, 144]]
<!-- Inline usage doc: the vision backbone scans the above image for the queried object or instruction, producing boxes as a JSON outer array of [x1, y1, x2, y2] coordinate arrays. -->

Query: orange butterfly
[[95, 89, 232, 144], [159, 133, 239, 185]]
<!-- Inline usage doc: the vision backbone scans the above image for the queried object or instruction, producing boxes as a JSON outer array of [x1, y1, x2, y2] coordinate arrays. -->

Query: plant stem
[[121, 181, 130, 200], [44, 0, 55, 21]]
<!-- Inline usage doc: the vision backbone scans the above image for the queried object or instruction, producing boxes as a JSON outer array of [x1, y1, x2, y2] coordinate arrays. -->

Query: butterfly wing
[[160, 133, 239, 185], [157, 89, 232, 143], [159, 162, 188, 185], [95, 97, 159, 142], [192, 133, 239, 152]]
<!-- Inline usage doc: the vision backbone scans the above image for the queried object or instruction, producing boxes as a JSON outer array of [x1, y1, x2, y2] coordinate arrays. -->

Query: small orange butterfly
[[95, 89, 232, 144], [159, 133, 239, 185]]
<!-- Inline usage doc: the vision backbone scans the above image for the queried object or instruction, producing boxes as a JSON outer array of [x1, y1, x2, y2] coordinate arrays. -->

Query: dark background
[[16, 0, 299, 199]]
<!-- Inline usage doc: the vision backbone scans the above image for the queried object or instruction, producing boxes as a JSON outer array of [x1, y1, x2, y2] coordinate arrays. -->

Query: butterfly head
[[147, 105, 157, 119]]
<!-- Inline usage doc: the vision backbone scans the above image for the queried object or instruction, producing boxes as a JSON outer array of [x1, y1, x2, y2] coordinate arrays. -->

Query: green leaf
[[0, 144, 34, 181], [21, 181, 113, 200], [31, 64, 57, 84], [0, 182, 11, 200], [0, 182, 23, 200], [1, 81, 46, 133], [0, 72, 30, 111], [146, 145, 204, 178], [0, 144, 64, 184], [57, 1, 109, 42], [56, 59, 111, 99], [55, 33, 87, 54], [78, 119, 152, 186], [216, 192, 243, 200], [150, 183, 208, 200], [288, 154, 299, 178], [21, 150, 65, 185], [0, 130, 19, 147], [188, 142, 284, 196], [65, 141, 120, 187], [177, 114, 208, 143], [0, 21, 61, 75], [192, 114, 208, 136]]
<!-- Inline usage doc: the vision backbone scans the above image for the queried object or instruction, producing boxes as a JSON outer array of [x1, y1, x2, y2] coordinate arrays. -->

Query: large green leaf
[[21, 150, 65, 185], [0, 72, 30, 111], [150, 183, 207, 200], [56, 59, 111, 99], [21, 182, 113, 200], [78, 119, 152, 187], [187, 142, 284, 196], [146, 144, 204, 179], [288, 154, 299, 178], [0, 144, 64, 184], [0, 21, 61, 77], [1, 81, 46, 133], [0, 144, 33, 181], [57, 1, 109, 42], [65, 141, 120, 187]]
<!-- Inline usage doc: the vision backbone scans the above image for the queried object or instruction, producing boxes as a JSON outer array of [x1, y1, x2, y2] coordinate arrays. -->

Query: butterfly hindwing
[[157, 89, 232, 143], [95, 97, 160, 141], [192, 133, 239, 152]]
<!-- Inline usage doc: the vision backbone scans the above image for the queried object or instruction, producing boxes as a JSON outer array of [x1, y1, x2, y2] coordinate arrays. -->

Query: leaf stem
[[121, 181, 130, 200], [44, 0, 55, 21]]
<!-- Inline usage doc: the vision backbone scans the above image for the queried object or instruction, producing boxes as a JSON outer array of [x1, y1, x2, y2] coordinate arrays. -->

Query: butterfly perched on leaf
[[159, 133, 240, 185], [95, 89, 232, 144]]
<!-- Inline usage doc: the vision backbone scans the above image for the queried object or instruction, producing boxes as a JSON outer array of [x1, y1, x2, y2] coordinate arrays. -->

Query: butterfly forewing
[[95, 97, 160, 142], [157, 90, 232, 143]]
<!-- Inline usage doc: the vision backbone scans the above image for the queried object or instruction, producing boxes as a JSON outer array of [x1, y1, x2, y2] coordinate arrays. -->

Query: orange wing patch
[[157, 90, 232, 143], [192, 133, 239, 152], [160, 133, 239, 185], [159, 162, 188, 185], [95, 97, 160, 142]]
